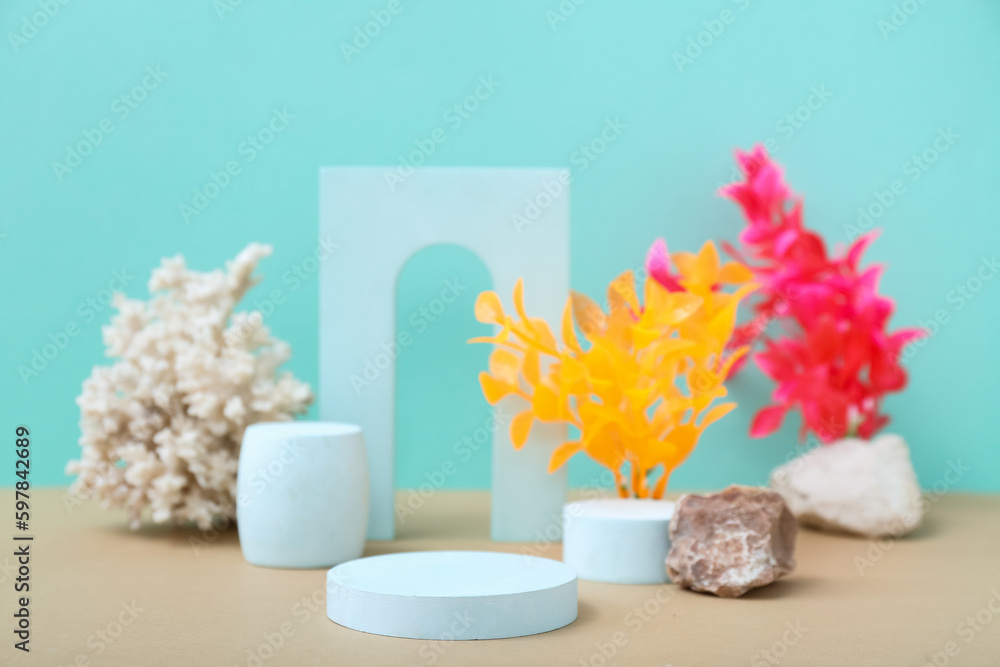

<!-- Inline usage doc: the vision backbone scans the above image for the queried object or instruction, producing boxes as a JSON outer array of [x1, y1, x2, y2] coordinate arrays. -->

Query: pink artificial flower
[[721, 145, 925, 443]]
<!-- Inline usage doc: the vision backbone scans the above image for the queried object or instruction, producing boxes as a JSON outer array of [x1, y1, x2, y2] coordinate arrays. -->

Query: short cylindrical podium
[[237, 422, 369, 568], [562, 499, 675, 584], [327, 551, 578, 639]]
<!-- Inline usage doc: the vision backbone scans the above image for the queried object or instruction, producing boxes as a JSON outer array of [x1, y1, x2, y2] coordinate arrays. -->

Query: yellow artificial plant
[[470, 240, 754, 499]]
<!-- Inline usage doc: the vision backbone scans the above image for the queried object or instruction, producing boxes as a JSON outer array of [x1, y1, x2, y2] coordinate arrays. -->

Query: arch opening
[[393, 243, 493, 537]]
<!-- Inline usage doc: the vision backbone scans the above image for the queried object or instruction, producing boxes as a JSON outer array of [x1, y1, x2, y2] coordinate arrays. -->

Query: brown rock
[[666, 485, 797, 598]]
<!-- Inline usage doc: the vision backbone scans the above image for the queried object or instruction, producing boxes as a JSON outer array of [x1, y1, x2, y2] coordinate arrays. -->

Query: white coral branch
[[66, 243, 313, 529]]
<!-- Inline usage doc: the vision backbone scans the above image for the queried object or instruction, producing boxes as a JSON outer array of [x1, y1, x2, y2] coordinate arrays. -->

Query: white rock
[[769, 434, 924, 538]]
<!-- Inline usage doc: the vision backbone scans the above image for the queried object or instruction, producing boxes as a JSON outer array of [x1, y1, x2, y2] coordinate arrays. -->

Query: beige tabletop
[[4, 488, 999, 666]]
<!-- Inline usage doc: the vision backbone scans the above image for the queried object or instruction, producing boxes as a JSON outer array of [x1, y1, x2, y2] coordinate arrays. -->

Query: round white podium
[[327, 551, 578, 640]]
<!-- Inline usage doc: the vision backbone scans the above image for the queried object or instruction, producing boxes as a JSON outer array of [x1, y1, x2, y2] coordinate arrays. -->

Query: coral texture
[[66, 243, 313, 529]]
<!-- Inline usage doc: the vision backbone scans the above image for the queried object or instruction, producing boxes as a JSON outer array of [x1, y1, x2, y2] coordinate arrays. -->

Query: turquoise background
[[2, 0, 998, 492]]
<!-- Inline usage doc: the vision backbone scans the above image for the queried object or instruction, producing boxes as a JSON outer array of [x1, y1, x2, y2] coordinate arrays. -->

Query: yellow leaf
[[489, 348, 520, 384], [473, 326, 511, 346], [474, 291, 504, 324], [671, 423, 701, 454], [529, 317, 557, 350], [693, 241, 721, 286], [561, 299, 582, 353], [664, 292, 704, 325], [697, 402, 736, 429], [637, 438, 679, 471], [510, 410, 534, 450], [643, 276, 670, 315], [557, 357, 586, 387], [584, 427, 625, 471], [732, 282, 759, 304], [671, 251, 697, 278], [532, 383, 561, 421], [583, 342, 616, 380], [479, 372, 517, 404], [649, 396, 691, 434], [522, 348, 540, 385], [705, 285, 755, 347], [605, 305, 633, 349], [624, 386, 655, 410], [607, 271, 639, 317], [658, 424, 701, 470], [646, 337, 695, 365], [548, 440, 582, 472], [586, 402, 630, 429], [513, 278, 532, 327], [630, 325, 662, 348], [718, 346, 748, 378], [719, 261, 754, 284], [708, 300, 739, 347], [651, 468, 671, 499], [571, 291, 607, 338]]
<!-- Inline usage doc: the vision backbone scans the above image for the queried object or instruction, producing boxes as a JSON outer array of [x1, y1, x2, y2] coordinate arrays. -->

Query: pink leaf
[[750, 405, 787, 438]]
